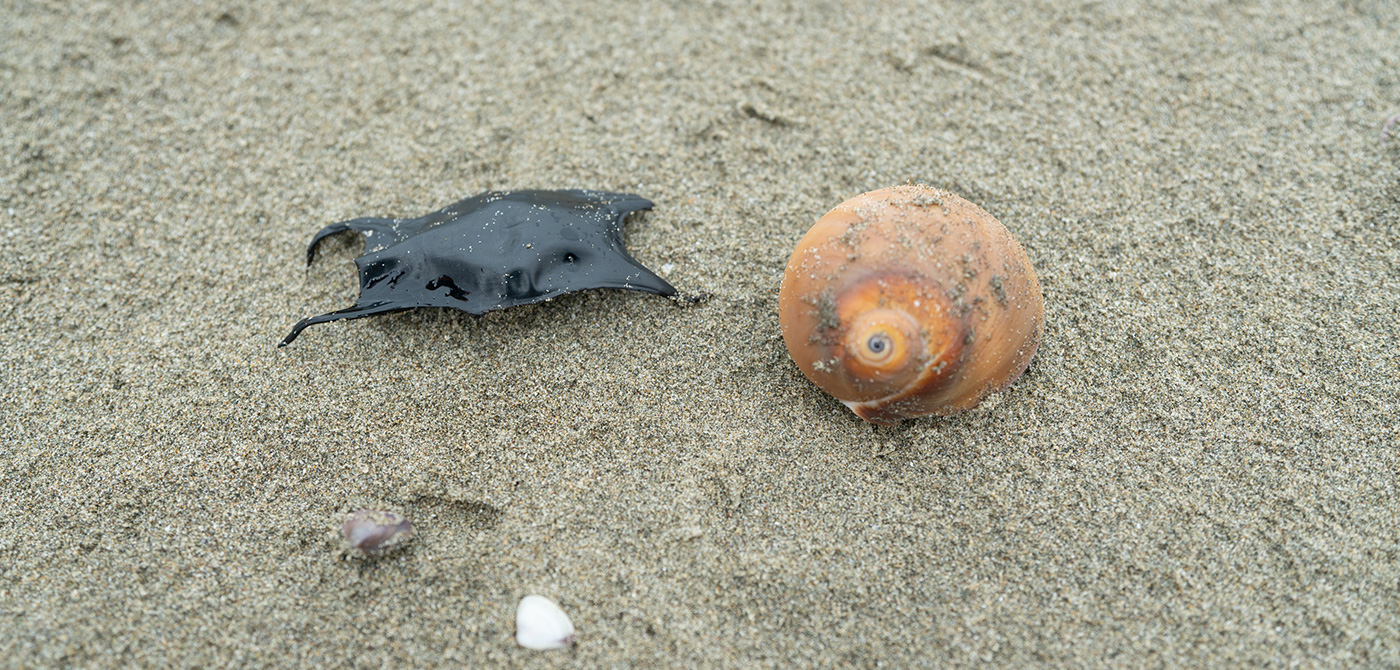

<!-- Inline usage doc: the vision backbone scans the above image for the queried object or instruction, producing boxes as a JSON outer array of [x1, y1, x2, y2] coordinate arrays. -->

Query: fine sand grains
[[1, 0, 1398, 667]]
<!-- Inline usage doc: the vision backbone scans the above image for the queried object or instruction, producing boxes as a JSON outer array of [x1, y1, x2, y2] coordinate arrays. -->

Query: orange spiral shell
[[778, 185, 1044, 424]]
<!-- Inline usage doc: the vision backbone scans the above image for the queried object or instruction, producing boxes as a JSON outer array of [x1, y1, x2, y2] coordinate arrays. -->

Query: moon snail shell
[[778, 185, 1045, 425]]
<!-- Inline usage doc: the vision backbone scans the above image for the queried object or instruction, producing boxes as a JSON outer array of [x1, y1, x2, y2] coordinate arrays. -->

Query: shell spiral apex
[[778, 185, 1044, 425]]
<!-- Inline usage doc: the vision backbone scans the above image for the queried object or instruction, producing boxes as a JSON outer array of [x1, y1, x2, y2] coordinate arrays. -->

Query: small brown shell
[[778, 185, 1044, 424], [343, 508, 414, 555]]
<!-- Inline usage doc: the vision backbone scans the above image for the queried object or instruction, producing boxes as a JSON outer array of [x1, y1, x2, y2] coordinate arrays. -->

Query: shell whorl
[[778, 185, 1044, 424], [811, 270, 964, 404]]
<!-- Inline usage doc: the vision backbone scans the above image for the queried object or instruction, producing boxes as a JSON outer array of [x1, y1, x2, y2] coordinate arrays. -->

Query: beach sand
[[2, 0, 1397, 666]]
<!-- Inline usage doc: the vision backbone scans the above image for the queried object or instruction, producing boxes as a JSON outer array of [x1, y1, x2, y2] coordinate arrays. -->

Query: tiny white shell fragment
[[515, 595, 575, 650]]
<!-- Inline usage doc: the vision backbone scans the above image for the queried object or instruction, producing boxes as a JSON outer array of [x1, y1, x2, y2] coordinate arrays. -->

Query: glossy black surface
[[281, 189, 676, 346]]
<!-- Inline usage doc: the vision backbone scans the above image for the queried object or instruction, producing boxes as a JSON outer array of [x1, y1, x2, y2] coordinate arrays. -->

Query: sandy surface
[[3, 0, 1398, 666]]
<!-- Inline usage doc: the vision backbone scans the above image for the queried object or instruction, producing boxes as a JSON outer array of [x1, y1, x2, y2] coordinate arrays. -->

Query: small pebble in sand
[[778, 184, 1045, 424], [342, 509, 414, 555], [515, 595, 575, 650]]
